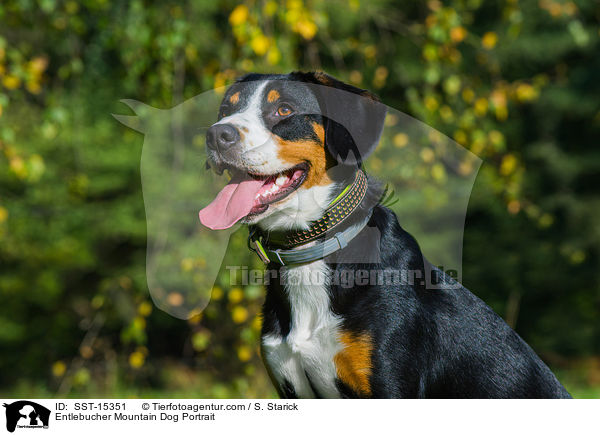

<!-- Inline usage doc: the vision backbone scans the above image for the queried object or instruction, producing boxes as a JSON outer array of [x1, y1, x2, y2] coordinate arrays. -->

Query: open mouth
[[198, 162, 308, 230], [247, 163, 308, 216]]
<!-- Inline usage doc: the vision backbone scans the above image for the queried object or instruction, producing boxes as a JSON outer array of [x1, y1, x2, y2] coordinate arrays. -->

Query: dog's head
[[199, 71, 387, 231]]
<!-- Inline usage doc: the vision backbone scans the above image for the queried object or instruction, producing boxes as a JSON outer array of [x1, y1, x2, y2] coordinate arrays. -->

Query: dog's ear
[[297, 71, 387, 166]]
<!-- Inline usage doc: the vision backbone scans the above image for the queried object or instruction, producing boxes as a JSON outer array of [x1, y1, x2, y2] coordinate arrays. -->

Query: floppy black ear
[[295, 72, 387, 166]]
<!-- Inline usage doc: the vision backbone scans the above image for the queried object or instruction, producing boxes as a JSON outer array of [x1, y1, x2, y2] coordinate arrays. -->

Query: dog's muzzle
[[206, 123, 240, 153]]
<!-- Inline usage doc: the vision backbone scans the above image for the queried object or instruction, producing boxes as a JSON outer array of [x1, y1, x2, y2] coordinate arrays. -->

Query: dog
[[199, 71, 571, 398]]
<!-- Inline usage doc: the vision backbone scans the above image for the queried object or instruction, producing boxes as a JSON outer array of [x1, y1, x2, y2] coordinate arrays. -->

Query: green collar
[[248, 169, 369, 265]]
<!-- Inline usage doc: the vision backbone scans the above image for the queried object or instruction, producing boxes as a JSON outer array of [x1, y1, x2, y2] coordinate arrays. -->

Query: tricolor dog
[[199, 71, 571, 398]]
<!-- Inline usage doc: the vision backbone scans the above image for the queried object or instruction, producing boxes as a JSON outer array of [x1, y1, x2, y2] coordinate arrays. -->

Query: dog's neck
[[258, 169, 368, 248], [255, 167, 357, 234]]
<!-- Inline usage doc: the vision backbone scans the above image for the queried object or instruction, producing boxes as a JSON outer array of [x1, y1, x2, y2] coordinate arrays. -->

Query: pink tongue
[[198, 173, 265, 230]]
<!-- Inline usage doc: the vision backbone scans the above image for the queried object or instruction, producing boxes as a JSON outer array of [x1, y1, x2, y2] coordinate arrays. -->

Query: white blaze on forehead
[[214, 81, 286, 174]]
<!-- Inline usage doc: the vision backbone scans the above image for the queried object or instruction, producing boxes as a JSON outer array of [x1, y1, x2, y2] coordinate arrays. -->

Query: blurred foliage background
[[0, 0, 599, 398]]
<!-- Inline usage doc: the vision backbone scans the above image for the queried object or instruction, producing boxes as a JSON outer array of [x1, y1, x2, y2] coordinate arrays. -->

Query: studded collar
[[248, 169, 368, 263]]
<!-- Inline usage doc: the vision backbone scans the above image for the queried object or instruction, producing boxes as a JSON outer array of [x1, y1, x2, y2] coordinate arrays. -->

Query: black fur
[[261, 187, 571, 397], [221, 72, 571, 398]]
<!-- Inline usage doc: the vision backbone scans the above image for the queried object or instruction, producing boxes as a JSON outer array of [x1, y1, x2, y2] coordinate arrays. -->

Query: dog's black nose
[[206, 123, 240, 152]]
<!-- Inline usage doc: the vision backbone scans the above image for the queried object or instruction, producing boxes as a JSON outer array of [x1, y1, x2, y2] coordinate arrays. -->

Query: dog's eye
[[276, 104, 293, 117]]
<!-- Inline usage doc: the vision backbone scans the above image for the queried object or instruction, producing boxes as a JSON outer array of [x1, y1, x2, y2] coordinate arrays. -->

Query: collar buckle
[[248, 229, 270, 264]]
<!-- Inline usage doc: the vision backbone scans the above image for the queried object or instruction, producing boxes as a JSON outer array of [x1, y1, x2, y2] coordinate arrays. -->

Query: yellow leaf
[[250, 34, 270, 56], [495, 105, 508, 121], [232, 306, 249, 324], [507, 200, 520, 214], [420, 147, 435, 163], [237, 345, 252, 362], [393, 133, 409, 148], [482, 31, 498, 49], [373, 66, 388, 88], [188, 310, 203, 324], [385, 114, 398, 126], [133, 316, 146, 330], [251, 315, 262, 332], [443, 75, 461, 95], [424, 95, 439, 112], [129, 351, 145, 368], [0, 206, 8, 223], [422, 44, 437, 61], [294, 19, 318, 40], [2, 75, 21, 90], [453, 130, 467, 145], [369, 157, 382, 171], [458, 160, 474, 176], [228, 287, 244, 304], [29, 56, 48, 74], [267, 46, 281, 65], [80, 345, 93, 359], [138, 301, 153, 317], [450, 26, 467, 43], [462, 87, 475, 103], [431, 163, 446, 182], [211, 286, 224, 300], [287, 0, 303, 10], [500, 154, 518, 176], [515, 83, 538, 102], [26, 81, 42, 94], [52, 361, 67, 377], [167, 292, 184, 306], [229, 5, 249, 26], [264, 0, 278, 17], [9, 157, 27, 178], [489, 130, 504, 147], [181, 258, 194, 272], [439, 105, 454, 122], [363, 45, 376, 59], [214, 73, 226, 94], [474, 98, 488, 116], [349, 70, 362, 84], [192, 331, 210, 351]]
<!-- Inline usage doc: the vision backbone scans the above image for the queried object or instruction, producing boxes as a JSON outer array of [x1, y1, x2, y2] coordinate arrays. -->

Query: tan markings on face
[[267, 89, 280, 103], [229, 92, 240, 104], [274, 121, 333, 189], [334, 331, 373, 397]]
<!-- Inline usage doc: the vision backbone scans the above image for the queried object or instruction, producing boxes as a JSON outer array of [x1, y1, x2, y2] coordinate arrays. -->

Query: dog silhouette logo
[[3, 401, 50, 432]]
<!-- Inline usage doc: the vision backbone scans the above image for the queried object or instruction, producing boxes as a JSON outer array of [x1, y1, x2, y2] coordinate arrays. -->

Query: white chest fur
[[261, 260, 343, 398]]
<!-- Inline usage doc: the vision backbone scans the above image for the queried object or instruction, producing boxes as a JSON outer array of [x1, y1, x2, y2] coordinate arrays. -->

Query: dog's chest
[[261, 261, 343, 398]]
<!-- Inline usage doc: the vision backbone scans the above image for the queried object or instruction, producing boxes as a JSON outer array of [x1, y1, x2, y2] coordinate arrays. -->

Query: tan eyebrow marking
[[267, 89, 280, 103], [229, 92, 240, 104]]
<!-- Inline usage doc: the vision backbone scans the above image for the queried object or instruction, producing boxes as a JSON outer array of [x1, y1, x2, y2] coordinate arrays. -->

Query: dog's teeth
[[275, 175, 287, 186]]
